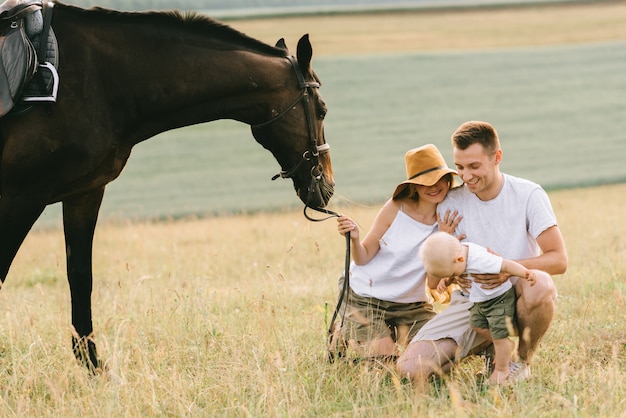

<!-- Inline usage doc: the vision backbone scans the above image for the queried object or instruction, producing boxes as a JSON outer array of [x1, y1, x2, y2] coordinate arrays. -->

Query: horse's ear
[[275, 38, 288, 51], [296, 34, 313, 72]]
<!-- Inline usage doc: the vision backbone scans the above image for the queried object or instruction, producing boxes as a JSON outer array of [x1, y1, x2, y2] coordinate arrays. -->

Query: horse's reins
[[253, 55, 348, 356], [304, 205, 351, 360]]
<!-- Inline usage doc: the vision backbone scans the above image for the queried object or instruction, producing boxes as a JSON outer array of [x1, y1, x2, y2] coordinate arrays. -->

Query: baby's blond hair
[[420, 231, 463, 279]]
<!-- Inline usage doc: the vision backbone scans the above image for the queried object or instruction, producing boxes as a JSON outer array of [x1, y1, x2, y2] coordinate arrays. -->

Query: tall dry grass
[[1, 183, 624, 416]]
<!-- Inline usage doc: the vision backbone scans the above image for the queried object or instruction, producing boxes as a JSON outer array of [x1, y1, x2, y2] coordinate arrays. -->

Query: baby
[[420, 231, 537, 384]]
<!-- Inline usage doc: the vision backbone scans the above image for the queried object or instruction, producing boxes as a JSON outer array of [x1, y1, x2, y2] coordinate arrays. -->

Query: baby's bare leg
[[489, 337, 515, 384]]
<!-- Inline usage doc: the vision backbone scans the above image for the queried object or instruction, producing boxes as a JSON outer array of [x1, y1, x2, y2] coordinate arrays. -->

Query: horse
[[0, 1, 334, 372]]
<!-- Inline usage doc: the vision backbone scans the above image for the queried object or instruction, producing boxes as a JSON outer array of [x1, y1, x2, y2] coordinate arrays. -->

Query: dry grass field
[[2, 2, 626, 416], [230, 0, 626, 55], [5, 182, 626, 416]]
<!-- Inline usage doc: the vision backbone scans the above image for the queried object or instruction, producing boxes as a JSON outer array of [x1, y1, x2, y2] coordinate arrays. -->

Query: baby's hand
[[437, 278, 449, 293], [525, 270, 537, 286]]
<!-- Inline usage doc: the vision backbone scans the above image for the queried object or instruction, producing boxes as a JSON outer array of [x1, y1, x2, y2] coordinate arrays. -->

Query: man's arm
[[516, 225, 568, 275], [473, 225, 567, 289]]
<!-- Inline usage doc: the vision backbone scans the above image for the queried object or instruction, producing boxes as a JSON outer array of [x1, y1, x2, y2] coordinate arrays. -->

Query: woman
[[331, 144, 462, 360]]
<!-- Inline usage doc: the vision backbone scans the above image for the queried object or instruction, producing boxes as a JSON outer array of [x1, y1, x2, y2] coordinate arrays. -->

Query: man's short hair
[[451, 121, 500, 156]]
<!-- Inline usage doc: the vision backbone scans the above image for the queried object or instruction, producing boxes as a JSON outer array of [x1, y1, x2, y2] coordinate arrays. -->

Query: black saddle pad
[[21, 26, 57, 97]]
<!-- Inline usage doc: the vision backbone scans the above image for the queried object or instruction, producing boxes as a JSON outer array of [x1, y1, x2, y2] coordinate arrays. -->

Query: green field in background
[[36, 40, 626, 227]]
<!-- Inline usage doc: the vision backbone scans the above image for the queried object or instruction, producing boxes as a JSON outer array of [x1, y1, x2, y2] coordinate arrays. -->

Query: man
[[397, 120, 568, 385]]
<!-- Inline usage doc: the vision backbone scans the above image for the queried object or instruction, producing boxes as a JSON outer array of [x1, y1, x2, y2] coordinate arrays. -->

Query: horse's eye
[[318, 109, 327, 120]]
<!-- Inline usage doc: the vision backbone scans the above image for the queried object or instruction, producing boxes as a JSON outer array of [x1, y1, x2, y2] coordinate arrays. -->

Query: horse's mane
[[54, 1, 289, 57]]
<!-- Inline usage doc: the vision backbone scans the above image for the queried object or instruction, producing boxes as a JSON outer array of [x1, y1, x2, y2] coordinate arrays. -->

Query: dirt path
[[229, 1, 626, 55]]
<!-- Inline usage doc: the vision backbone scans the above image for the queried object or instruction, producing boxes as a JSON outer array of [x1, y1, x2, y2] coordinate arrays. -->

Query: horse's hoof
[[72, 336, 102, 374]]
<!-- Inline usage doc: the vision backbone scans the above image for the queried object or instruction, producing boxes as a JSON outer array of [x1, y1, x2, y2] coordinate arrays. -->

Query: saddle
[[0, 0, 58, 117]]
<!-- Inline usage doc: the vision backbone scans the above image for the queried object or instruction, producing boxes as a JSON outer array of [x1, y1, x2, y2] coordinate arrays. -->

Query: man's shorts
[[469, 286, 517, 340], [410, 290, 486, 358], [341, 286, 436, 344]]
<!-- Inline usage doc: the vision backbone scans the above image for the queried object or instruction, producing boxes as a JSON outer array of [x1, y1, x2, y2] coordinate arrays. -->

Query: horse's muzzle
[[304, 172, 334, 208]]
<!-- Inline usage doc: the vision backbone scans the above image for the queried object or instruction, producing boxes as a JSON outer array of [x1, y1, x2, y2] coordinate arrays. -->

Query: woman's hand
[[437, 209, 462, 234], [337, 215, 359, 240]]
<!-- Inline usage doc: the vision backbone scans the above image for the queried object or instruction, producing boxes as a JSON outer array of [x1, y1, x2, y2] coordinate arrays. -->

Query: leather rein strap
[[304, 206, 351, 354], [252, 56, 346, 349]]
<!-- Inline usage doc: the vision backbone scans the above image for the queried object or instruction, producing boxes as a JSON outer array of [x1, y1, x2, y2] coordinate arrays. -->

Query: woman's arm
[[337, 199, 398, 265]]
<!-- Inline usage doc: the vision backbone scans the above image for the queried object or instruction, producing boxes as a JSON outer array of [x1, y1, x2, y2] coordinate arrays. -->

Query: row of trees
[[63, 0, 413, 12]]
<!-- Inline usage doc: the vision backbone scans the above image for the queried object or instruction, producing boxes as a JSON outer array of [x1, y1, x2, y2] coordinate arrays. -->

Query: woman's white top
[[349, 209, 435, 303]]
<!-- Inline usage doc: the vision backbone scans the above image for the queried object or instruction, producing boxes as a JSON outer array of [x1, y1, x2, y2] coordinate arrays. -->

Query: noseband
[[252, 55, 330, 182]]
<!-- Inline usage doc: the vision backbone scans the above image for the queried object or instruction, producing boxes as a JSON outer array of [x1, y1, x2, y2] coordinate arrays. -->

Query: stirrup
[[22, 61, 57, 102]]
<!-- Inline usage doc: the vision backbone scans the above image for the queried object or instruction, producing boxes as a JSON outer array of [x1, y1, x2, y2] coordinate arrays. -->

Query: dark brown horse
[[0, 1, 334, 371]]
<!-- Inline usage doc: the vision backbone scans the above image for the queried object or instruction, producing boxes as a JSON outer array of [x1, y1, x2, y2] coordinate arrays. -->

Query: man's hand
[[472, 272, 510, 290]]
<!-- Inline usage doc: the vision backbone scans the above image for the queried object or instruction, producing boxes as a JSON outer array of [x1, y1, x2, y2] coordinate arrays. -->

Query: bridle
[[251, 55, 330, 185]]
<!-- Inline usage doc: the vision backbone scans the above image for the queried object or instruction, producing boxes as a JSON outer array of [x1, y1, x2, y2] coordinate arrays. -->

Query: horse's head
[[251, 35, 334, 209]]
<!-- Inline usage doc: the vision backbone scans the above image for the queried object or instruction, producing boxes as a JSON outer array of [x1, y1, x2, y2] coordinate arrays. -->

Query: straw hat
[[392, 144, 462, 199]]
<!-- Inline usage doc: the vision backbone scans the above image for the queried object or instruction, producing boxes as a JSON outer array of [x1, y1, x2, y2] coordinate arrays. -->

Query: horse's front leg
[[62, 186, 105, 373]]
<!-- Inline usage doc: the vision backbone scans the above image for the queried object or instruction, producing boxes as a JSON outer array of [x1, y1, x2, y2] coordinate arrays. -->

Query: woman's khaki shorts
[[340, 286, 436, 344]]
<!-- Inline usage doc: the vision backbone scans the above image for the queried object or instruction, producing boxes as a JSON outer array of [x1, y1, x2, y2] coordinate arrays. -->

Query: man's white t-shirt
[[412, 173, 558, 352], [438, 174, 557, 282]]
